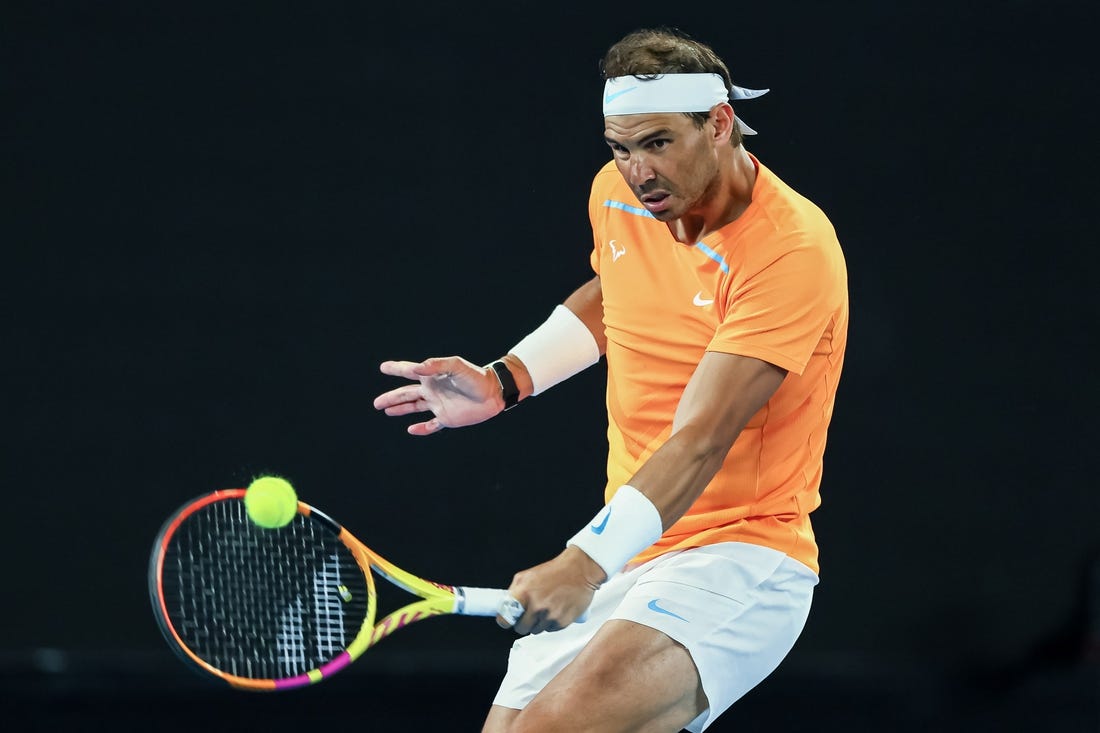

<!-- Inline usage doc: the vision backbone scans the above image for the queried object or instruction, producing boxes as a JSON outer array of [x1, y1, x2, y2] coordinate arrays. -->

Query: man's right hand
[[373, 357, 505, 435]]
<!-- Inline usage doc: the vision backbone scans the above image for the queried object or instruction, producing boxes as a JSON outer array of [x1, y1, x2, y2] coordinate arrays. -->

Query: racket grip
[[454, 587, 590, 624], [455, 586, 512, 617]]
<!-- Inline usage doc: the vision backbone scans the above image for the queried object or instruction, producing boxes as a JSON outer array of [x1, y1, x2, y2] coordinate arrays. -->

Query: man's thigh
[[485, 544, 817, 732], [482, 619, 705, 733]]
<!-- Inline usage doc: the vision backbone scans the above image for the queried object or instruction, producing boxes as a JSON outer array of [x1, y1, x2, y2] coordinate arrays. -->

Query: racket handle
[[455, 586, 512, 617], [454, 587, 589, 624]]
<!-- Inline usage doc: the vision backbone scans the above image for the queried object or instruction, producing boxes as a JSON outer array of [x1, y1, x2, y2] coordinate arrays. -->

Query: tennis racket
[[148, 488, 521, 691]]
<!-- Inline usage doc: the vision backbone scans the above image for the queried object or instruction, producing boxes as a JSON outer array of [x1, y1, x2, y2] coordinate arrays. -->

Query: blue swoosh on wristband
[[590, 508, 611, 534]]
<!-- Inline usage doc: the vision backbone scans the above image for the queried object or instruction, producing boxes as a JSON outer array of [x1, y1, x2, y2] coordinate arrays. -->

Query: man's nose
[[629, 154, 656, 186]]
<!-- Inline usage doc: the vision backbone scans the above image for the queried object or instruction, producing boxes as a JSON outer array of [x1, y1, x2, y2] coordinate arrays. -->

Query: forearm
[[567, 352, 786, 579], [492, 276, 604, 403], [625, 424, 730, 528], [633, 352, 787, 525], [562, 430, 724, 584]]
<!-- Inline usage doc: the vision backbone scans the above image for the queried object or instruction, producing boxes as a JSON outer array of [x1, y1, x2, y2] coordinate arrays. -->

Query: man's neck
[[668, 146, 757, 244]]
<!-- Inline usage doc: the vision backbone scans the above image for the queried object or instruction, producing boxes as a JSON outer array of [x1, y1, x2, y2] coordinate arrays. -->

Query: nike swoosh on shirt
[[647, 599, 689, 622], [693, 291, 715, 306], [590, 507, 611, 535], [604, 86, 638, 104]]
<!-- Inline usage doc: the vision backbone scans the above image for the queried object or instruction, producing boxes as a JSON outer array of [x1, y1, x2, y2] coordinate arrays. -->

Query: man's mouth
[[640, 191, 671, 213]]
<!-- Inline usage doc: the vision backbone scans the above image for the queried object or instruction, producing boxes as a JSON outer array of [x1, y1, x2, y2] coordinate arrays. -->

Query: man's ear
[[710, 103, 736, 145]]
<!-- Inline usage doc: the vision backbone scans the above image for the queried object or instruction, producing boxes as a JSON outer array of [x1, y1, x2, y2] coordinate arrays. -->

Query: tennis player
[[374, 27, 849, 733]]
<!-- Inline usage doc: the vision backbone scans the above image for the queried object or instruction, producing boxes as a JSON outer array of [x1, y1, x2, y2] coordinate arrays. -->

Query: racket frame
[[149, 489, 503, 690]]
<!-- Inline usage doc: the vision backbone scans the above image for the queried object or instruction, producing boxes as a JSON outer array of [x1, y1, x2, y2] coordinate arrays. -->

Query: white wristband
[[510, 305, 600, 396], [566, 485, 663, 581]]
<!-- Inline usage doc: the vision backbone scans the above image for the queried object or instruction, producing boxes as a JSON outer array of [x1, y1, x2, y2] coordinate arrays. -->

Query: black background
[[4, 1, 1098, 730]]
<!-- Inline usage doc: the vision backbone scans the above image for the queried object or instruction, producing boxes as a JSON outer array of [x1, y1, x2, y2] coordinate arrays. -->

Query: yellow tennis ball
[[244, 476, 298, 529]]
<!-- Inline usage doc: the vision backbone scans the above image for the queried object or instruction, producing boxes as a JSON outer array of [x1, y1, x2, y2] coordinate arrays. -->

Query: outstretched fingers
[[378, 360, 426, 379], [372, 384, 425, 412], [376, 355, 498, 433], [412, 356, 468, 379], [406, 418, 443, 436]]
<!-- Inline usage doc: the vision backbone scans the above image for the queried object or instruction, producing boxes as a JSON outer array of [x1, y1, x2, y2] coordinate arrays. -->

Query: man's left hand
[[498, 546, 606, 634]]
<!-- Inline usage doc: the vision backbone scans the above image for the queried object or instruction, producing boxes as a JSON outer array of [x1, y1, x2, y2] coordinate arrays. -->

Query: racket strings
[[162, 499, 370, 680]]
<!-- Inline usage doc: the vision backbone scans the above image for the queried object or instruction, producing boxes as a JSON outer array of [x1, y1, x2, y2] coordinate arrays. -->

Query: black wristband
[[489, 360, 520, 411]]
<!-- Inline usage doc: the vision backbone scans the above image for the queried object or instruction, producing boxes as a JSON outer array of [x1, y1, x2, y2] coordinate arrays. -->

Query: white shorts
[[492, 542, 819, 732]]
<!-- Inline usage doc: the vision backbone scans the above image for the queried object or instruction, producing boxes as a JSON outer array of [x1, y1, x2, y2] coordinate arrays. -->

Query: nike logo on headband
[[604, 86, 637, 104]]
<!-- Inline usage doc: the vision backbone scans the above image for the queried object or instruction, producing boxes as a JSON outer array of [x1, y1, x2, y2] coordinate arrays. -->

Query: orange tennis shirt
[[588, 153, 848, 575]]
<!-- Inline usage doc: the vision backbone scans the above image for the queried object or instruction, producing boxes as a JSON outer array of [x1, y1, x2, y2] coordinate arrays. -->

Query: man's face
[[604, 112, 720, 221]]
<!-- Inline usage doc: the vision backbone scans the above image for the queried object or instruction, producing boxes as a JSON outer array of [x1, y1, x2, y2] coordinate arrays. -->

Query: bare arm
[[373, 276, 604, 435], [500, 275, 605, 401], [503, 350, 787, 634], [631, 350, 787, 527]]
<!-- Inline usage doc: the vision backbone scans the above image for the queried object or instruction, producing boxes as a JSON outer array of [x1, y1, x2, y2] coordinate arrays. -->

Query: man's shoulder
[[590, 159, 625, 198], [755, 162, 831, 226]]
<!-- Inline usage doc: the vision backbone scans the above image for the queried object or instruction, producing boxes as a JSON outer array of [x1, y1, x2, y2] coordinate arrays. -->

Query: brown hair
[[600, 27, 742, 146]]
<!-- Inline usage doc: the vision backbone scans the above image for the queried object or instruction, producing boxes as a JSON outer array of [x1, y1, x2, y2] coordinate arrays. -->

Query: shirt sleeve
[[588, 167, 616, 276], [708, 234, 844, 375]]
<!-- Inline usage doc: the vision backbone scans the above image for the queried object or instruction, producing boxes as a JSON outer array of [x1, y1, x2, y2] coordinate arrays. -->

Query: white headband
[[602, 73, 769, 135]]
